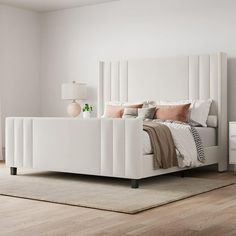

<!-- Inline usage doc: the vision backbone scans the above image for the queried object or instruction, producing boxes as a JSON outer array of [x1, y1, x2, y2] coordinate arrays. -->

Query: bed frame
[[6, 53, 228, 188]]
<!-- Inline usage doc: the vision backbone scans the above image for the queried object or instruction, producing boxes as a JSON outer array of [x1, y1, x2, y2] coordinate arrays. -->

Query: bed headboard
[[98, 53, 227, 169]]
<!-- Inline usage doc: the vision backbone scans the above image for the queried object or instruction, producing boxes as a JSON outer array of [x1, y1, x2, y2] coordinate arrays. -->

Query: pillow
[[155, 104, 191, 122], [189, 100, 212, 127], [158, 99, 212, 127], [103, 103, 143, 118], [138, 107, 156, 120], [122, 108, 138, 118], [206, 115, 218, 128], [145, 101, 157, 108], [104, 105, 123, 118], [122, 107, 156, 120]]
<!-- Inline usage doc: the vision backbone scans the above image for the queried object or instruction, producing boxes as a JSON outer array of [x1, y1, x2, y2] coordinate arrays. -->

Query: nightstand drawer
[[230, 138, 236, 149], [229, 123, 236, 165], [229, 124, 236, 136], [230, 135, 236, 139], [229, 150, 236, 164]]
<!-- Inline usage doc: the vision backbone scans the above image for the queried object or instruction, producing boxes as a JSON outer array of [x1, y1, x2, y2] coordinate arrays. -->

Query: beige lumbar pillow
[[138, 107, 156, 120], [122, 107, 156, 120], [122, 108, 138, 118]]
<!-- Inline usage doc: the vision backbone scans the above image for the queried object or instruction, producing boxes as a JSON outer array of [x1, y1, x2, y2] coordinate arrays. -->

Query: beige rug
[[0, 168, 233, 214]]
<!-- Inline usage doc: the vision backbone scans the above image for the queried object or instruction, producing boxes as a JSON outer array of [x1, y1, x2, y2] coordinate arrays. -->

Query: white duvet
[[143, 122, 202, 168]]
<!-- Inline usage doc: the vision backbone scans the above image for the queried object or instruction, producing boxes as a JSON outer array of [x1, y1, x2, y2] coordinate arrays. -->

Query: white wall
[[1, 0, 235, 121], [0, 5, 41, 158], [40, 0, 236, 120]]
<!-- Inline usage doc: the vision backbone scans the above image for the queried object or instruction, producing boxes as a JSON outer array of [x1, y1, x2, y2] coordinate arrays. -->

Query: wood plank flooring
[[0, 162, 236, 236]]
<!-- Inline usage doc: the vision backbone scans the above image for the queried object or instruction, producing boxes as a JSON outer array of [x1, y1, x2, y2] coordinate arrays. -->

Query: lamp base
[[67, 101, 81, 117]]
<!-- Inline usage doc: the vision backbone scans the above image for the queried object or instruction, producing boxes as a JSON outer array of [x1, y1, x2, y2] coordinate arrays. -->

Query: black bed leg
[[181, 171, 185, 178], [131, 179, 139, 188], [10, 167, 17, 175]]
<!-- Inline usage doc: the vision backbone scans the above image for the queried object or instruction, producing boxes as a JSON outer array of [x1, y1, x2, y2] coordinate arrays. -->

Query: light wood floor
[[0, 162, 236, 236]]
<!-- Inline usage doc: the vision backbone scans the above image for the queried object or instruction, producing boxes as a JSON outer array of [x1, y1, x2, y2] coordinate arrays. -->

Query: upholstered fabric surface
[[206, 115, 218, 128], [98, 53, 228, 172], [0, 167, 233, 214]]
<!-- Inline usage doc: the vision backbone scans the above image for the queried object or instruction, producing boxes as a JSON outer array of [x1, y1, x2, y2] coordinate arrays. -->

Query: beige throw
[[143, 121, 178, 169]]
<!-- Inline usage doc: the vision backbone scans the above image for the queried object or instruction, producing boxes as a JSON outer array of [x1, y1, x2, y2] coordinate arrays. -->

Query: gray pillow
[[122, 108, 138, 118], [123, 107, 156, 120], [138, 107, 156, 120]]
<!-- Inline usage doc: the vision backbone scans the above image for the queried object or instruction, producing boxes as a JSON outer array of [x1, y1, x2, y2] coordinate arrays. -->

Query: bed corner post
[[218, 52, 228, 172], [10, 167, 17, 175], [131, 179, 139, 188]]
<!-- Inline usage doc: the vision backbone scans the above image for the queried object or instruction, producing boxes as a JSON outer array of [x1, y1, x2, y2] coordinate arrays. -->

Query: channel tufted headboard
[[98, 53, 227, 169]]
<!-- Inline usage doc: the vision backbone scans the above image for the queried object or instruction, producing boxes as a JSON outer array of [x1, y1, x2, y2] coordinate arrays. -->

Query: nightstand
[[229, 122, 236, 173]]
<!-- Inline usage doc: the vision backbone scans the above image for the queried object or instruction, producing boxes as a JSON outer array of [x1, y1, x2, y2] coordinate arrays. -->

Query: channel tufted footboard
[[6, 117, 144, 187]]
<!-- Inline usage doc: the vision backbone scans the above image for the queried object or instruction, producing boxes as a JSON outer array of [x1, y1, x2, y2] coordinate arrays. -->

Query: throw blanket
[[144, 120, 205, 168], [143, 121, 178, 169], [190, 126, 205, 163]]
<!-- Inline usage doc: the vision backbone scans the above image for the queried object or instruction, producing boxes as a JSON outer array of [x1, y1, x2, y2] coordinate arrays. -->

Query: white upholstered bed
[[6, 53, 228, 188]]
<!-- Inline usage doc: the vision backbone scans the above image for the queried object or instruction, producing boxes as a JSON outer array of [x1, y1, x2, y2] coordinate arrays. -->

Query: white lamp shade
[[61, 82, 87, 100]]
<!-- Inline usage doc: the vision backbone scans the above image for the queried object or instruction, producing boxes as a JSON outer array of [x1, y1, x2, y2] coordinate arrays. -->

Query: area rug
[[0, 168, 233, 214]]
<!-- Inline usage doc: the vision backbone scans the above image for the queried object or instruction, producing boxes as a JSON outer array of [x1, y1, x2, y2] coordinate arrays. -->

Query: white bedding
[[143, 127, 216, 155], [143, 125, 216, 167]]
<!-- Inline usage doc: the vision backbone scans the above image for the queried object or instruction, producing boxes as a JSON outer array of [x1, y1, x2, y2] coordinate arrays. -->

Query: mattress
[[143, 127, 217, 155]]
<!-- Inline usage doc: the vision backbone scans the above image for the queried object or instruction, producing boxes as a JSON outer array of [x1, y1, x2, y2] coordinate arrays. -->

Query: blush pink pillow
[[104, 105, 123, 118], [155, 104, 191, 122], [104, 104, 143, 118]]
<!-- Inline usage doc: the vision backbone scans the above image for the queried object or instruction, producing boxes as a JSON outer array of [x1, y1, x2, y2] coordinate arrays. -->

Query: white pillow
[[190, 99, 212, 127], [206, 115, 218, 128], [158, 99, 212, 127]]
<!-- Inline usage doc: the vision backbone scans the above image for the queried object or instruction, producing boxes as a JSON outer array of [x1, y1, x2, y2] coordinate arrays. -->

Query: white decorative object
[[83, 111, 91, 119], [82, 103, 93, 119], [67, 102, 81, 117], [61, 81, 87, 117]]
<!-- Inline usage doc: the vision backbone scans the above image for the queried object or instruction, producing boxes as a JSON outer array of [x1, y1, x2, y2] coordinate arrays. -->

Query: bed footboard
[[6, 117, 143, 179]]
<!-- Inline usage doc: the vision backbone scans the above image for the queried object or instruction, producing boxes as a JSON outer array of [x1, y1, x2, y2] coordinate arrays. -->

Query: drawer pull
[[230, 148, 236, 151], [231, 135, 236, 138]]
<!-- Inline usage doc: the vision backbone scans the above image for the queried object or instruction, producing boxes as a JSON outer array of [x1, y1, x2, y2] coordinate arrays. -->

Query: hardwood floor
[[0, 162, 236, 236]]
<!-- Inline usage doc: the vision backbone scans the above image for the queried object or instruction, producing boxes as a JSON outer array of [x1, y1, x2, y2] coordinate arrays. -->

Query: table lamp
[[61, 81, 87, 117]]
